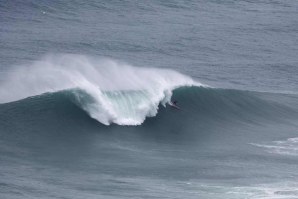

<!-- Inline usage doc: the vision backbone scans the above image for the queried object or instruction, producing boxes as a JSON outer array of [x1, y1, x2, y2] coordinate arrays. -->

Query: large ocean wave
[[1, 54, 297, 127], [0, 54, 202, 125]]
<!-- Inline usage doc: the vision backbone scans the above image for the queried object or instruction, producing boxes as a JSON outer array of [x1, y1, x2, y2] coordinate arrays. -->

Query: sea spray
[[0, 54, 202, 125]]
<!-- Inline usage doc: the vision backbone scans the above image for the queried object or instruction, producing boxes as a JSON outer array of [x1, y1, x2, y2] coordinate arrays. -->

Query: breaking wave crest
[[0, 54, 202, 125]]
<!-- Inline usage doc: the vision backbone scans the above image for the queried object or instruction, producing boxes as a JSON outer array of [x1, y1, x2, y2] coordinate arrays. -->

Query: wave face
[[1, 54, 297, 128], [0, 55, 201, 125], [2, 77, 297, 131]]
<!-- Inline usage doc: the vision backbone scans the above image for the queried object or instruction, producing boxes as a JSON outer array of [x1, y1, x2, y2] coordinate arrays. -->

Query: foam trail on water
[[0, 54, 203, 125], [251, 137, 298, 156]]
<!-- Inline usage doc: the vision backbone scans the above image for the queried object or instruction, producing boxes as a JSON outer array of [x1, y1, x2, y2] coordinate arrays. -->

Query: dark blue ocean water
[[1, 1, 298, 198]]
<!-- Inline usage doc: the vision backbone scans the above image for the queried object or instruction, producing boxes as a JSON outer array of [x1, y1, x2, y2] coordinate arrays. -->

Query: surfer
[[169, 100, 180, 110]]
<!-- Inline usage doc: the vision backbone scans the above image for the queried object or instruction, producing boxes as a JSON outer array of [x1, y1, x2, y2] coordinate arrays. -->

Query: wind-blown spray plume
[[0, 55, 202, 125]]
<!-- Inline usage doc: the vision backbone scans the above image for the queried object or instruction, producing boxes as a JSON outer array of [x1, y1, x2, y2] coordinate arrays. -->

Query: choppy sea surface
[[1, 1, 298, 198]]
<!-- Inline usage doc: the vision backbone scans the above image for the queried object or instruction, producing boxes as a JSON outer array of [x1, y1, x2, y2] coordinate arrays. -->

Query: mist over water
[[0, 54, 199, 125], [1, 1, 298, 199]]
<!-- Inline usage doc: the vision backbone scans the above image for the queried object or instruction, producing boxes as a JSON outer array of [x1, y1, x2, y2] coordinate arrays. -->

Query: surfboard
[[169, 102, 181, 110]]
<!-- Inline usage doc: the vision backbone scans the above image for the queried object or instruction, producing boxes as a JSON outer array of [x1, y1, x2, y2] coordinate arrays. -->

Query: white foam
[[0, 54, 203, 125], [251, 137, 298, 156]]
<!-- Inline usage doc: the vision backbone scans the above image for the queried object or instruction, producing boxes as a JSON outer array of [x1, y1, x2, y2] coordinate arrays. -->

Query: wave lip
[[0, 54, 204, 125]]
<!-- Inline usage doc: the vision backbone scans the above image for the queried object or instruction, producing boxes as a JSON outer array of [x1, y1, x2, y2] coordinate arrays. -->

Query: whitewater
[[0, 54, 202, 125]]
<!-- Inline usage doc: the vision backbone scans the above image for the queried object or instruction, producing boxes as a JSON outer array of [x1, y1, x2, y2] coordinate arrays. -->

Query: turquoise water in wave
[[1, 1, 298, 198]]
